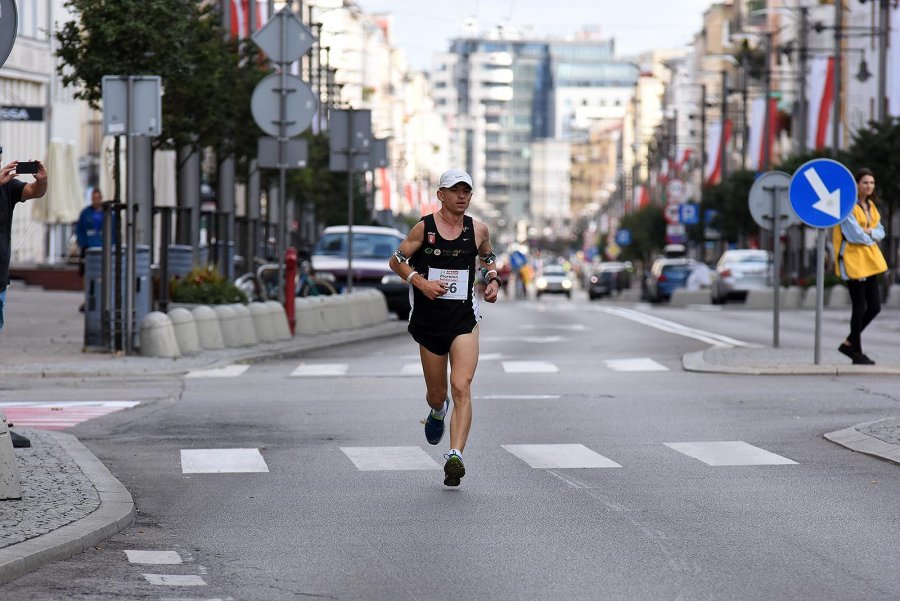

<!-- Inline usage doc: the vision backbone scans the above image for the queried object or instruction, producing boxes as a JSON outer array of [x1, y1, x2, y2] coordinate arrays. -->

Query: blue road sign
[[509, 250, 527, 270], [615, 229, 631, 246], [678, 202, 699, 225], [788, 159, 857, 228]]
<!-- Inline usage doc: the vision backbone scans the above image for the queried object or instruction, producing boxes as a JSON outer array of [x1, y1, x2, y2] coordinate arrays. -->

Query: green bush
[[170, 265, 248, 305]]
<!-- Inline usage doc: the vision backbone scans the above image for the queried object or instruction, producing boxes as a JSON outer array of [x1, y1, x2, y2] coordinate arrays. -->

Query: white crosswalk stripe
[[503, 444, 622, 468], [184, 365, 249, 378], [501, 361, 559, 373], [664, 441, 798, 466], [143, 574, 207, 586], [605, 358, 669, 372], [341, 446, 441, 471], [180, 448, 270, 473], [125, 550, 182, 564], [290, 363, 348, 377]]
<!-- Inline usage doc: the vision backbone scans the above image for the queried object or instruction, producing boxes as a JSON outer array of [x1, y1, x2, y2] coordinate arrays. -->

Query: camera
[[16, 161, 38, 174]]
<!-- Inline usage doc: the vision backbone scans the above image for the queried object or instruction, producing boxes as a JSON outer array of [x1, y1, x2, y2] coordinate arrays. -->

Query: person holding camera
[[0, 159, 48, 332]]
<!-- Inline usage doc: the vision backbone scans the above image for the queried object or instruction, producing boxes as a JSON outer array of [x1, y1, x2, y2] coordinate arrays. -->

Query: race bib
[[428, 267, 468, 300]]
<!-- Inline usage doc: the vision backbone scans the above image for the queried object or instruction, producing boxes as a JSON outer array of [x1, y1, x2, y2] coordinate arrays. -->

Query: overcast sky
[[356, 0, 717, 70]]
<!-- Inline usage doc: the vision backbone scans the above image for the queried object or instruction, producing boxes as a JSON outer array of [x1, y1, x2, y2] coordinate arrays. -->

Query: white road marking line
[[605, 358, 669, 372], [501, 361, 559, 373], [0, 400, 140, 408], [478, 353, 504, 360], [664, 441, 798, 466], [340, 446, 441, 471], [482, 336, 567, 343], [518, 324, 587, 331], [290, 363, 348, 377], [597, 306, 757, 347], [475, 395, 562, 400], [142, 574, 207, 586], [0, 401, 141, 430], [400, 362, 424, 376], [503, 444, 622, 468], [125, 550, 183, 564], [180, 449, 269, 473], [184, 365, 249, 379]]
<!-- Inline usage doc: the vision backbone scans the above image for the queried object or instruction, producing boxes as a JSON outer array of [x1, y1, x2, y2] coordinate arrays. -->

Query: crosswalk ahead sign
[[788, 159, 856, 228]]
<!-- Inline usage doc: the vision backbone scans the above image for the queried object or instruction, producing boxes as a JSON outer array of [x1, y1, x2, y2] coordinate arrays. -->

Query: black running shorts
[[408, 322, 477, 356]]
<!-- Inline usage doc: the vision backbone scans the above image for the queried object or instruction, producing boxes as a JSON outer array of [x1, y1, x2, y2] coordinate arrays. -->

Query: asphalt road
[[5, 294, 900, 600]]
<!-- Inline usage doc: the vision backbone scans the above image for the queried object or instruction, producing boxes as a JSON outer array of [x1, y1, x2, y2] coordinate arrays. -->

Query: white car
[[711, 249, 773, 304], [535, 265, 574, 299]]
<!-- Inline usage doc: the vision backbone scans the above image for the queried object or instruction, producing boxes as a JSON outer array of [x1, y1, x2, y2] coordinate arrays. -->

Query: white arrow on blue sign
[[788, 159, 857, 228]]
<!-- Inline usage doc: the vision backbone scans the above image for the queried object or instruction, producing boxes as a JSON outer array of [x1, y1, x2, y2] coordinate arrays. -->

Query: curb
[[0, 432, 135, 584], [824, 420, 900, 466], [682, 349, 900, 376]]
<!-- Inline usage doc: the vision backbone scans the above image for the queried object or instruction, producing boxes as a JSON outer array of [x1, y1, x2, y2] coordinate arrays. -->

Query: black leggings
[[846, 277, 881, 352]]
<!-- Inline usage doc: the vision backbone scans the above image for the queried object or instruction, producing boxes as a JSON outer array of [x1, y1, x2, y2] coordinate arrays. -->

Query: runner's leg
[[419, 345, 449, 412], [447, 330, 479, 453]]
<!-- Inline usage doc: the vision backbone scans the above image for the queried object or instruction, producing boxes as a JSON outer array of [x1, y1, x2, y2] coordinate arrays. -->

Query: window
[[17, 0, 49, 41]]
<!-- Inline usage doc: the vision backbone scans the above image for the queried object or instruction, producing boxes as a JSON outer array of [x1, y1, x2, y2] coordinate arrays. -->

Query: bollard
[[0, 409, 22, 500], [139, 312, 181, 358], [285, 247, 297, 335]]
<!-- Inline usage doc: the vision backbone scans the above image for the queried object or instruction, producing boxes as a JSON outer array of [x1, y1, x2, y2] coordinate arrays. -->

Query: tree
[[618, 204, 666, 264], [56, 0, 268, 163], [701, 169, 758, 245]]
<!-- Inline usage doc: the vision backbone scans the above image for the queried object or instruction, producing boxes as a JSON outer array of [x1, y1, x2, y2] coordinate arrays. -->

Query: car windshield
[[542, 265, 566, 276], [662, 265, 692, 277], [313, 232, 403, 259]]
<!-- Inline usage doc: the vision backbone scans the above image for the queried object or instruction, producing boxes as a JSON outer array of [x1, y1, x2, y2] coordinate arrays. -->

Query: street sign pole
[[788, 159, 857, 365], [347, 109, 354, 292], [765, 184, 783, 348], [277, 10, 288, 303]]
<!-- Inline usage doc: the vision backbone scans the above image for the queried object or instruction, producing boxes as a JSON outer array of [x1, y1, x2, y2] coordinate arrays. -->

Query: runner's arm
[[389, 221, 446, 300]]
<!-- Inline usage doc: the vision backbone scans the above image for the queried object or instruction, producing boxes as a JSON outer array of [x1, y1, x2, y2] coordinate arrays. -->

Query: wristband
[[406, 271, 418, 283], [488, 276, 501, 286]]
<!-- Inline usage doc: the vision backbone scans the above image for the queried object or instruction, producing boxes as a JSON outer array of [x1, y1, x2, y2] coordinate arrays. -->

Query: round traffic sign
[[789, 159, 857, 228], [251, 73, 318, 138], [666, 178, 686, 203], [748, 171, 799, 232], [0, 0, 17, 69]]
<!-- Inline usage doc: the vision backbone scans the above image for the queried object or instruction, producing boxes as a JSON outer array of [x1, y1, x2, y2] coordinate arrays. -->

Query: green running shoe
[[443, 452, 465, 486]]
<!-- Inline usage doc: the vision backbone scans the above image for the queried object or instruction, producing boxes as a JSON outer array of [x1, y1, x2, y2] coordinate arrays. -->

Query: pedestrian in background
[[388, 169, 501, 487], [75, 188, 112, 312], [834, 167, 887, 365], [0, 159, 49, 333]]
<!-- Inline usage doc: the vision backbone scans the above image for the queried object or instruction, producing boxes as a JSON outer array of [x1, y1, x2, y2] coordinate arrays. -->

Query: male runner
[[388, 169, 501, 486]]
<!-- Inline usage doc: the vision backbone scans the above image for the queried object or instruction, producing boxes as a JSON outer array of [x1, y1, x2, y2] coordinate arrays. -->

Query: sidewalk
[[1, 284, 898, 584]]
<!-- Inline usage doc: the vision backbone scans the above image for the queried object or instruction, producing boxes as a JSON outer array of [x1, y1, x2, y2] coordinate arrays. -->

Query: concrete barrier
[[192, 305, 225, 349], [248, 302, 276, 342], [231, 303, 259, 346], [828, 284, 851, 308], [782, 286, 804, 309], [368, 289, 390, 323], [317, 296, 343, 333], [668, 289, 710, 307], [168, 307, 200, 354], [801, 286, 829, 309], [886, 284, 900, 309], [213, 304, 243, 347], [744, 289, 771, 309], [265, 300, 293, 340], [0, 410, 21, 500], [140, 311, 181, 358], [294, 297, 323, 336]]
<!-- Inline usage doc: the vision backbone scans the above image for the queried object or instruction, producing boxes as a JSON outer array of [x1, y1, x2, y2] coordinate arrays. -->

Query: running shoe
[[443, 452, 465, 487], [424, 401, 447, 445]]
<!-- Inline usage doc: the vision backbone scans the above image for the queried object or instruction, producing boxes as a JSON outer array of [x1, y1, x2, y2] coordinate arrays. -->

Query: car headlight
[[562, 279, 572, 289], [381, 273, 403, 285], [590, 276, 598, 284], [536, 277, 547, 289]]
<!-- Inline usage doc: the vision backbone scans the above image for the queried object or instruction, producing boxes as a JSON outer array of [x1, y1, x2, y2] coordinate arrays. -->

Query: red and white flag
[[705, 119, 732, 185], [806, 55, 835, 150], [230, 0, 268, 39], [747, 97, 778, 170]]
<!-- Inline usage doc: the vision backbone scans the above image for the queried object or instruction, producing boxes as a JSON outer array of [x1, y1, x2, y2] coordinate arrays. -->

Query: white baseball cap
[[438, 169, 473, 190]]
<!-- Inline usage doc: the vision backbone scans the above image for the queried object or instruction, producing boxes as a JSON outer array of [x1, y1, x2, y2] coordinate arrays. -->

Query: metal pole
[[699, 84, 707, 260], [276, 8, 288, 303], [741, 55, 748, 170], [798, 7, 809, 153], [125, 77, 135, 354], [814, 229, 825, 364], [720, 70, 729, 182], [766, 185, 783, 348], [763, 32, 773, 171], [347, 109, 354, 292], [877, 0, 888, 122], [833, 0, 842, 151]]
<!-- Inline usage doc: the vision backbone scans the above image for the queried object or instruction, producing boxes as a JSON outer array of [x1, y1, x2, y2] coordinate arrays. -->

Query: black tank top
[[408, 214, 480, 331]]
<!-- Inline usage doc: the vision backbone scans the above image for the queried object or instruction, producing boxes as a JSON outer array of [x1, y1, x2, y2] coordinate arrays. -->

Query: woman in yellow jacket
[[833, 167, 888, 365]]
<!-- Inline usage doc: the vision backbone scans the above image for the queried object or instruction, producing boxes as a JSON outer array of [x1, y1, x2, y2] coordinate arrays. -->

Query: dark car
[[588, 261, 632, 300], [641, 258, 695, 302], [311, 225, 411, 319]]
